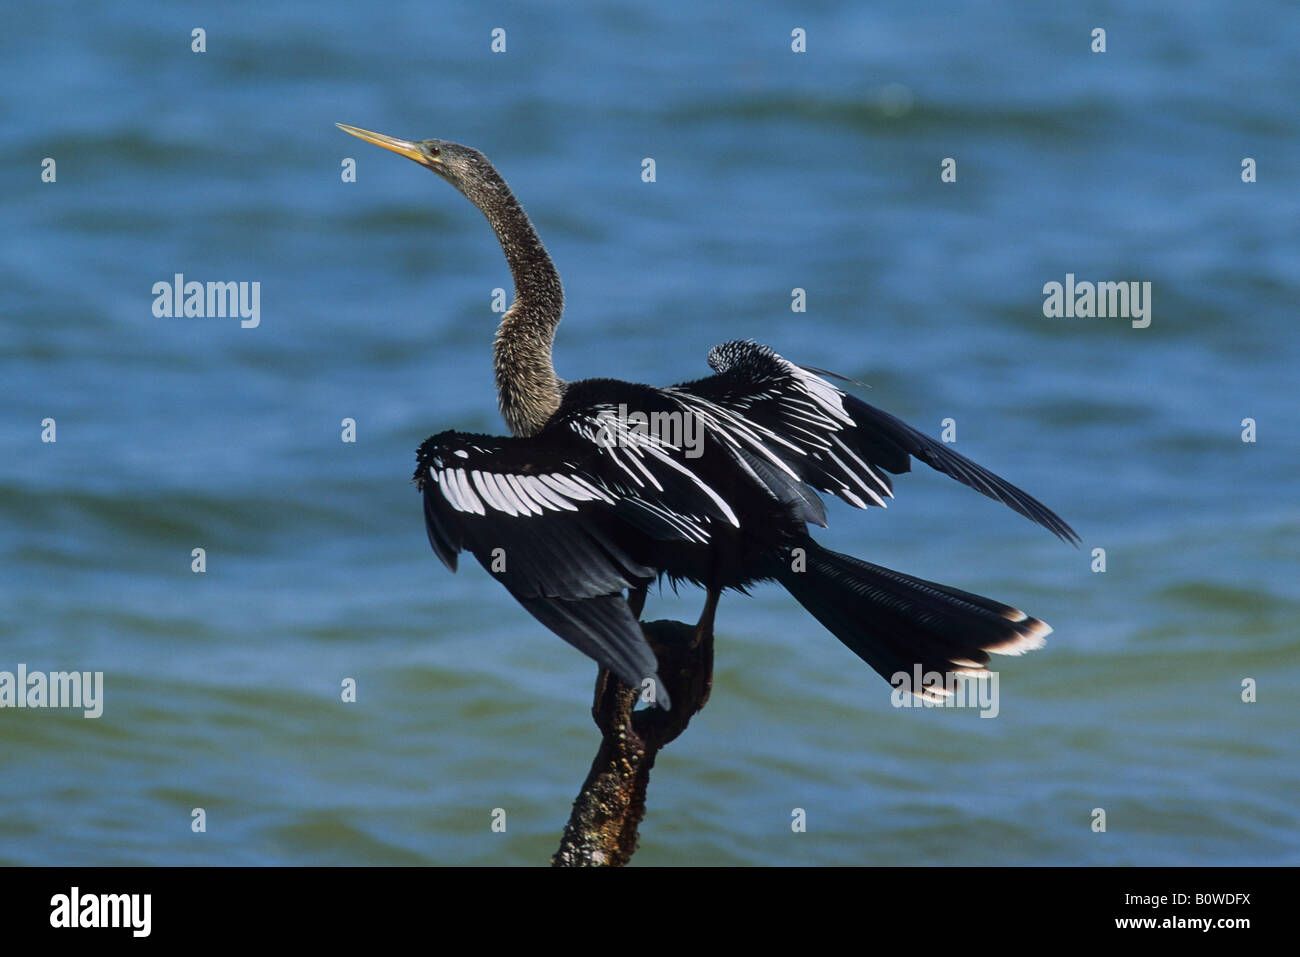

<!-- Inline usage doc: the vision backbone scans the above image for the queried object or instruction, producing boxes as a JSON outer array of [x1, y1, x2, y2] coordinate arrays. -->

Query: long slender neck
[[463, 170, 564, 437]]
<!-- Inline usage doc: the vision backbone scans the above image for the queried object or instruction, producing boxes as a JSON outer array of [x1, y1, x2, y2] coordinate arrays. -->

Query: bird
[[338, 123, 1078, 710]]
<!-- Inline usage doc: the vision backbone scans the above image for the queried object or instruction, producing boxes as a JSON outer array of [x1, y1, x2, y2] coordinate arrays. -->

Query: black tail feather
[[777, 539, 1050, 699]]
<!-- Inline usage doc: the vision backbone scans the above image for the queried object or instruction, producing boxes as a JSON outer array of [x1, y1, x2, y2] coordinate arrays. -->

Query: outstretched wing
[[414, 376, 834, 704], [416, 429, 674, 703], [672, 340, 1079, 545]]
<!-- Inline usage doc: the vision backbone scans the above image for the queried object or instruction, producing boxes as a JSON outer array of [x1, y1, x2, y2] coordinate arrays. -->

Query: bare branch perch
[[552, 618, 714, 867]]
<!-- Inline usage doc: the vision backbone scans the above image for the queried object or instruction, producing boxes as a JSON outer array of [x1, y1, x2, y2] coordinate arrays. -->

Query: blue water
[[2, 1, 1297, 865]]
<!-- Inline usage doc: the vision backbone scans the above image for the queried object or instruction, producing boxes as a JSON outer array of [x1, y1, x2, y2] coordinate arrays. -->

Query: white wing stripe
[[782, 358, 854, 426], [542, 473, 596, 500], [523, 475, 576, 511], [456, 468, 486, 515], [490, 473, 525, 516], [822, 446, 887, 506], [829, 434, 893, 500], [604, 444, 645, 488], [437, 469, 465, 512], [504, 473, 545, 515], [571, 476, 617, 504], [639, 444, 740, 527], [471, 470, 510, 514]]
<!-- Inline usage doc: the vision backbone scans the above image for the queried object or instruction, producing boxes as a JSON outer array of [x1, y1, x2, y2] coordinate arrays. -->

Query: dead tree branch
[[552, 618, 714, 866]]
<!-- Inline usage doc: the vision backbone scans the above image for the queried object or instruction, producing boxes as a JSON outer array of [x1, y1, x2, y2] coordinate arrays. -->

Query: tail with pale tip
[[776, 538, 1050, 699]]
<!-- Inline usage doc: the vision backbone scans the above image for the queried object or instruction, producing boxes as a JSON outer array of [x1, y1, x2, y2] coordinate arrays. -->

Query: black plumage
[[338, 124, 1078, 707]]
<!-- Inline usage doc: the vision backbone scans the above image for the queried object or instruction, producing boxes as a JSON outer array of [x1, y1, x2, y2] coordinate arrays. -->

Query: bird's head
[[336, 124, 495, 200]]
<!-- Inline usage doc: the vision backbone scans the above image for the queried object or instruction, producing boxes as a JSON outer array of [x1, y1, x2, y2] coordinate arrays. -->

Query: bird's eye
[[427, 145, 441, 157]]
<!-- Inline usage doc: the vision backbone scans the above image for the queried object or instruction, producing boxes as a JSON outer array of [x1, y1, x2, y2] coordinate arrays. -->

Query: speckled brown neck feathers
[[458, 163, 564, 437]]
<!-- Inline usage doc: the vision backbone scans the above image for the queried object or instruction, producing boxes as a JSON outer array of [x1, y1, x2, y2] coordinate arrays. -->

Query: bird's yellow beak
[[336, 123, 427, 164]]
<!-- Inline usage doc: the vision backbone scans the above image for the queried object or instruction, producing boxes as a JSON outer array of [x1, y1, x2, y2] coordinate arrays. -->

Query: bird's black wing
[[415, 429, 670, 702], [415, 418, 748, 706], [671, 339, 1079, 544]]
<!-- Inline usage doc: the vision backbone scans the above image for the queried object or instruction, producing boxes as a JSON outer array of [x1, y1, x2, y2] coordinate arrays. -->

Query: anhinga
[[338, 123, 1078, 710]]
